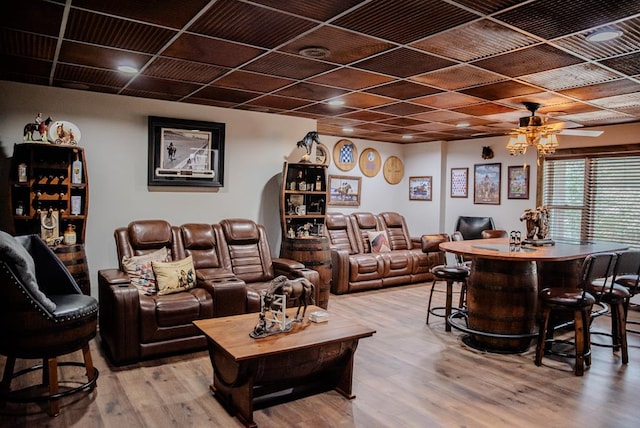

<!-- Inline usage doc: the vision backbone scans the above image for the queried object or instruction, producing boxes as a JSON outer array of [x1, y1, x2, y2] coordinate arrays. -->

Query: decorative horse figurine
[[520, 206, 550, 240], [263, 275, 315, 321], [23, 114, 52, 142], [296, 131, 320, 162]]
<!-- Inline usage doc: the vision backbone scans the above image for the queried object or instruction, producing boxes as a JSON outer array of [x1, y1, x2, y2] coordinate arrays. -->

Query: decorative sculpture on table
[[296, 131, 320, 163], [250, 275, 315, 339], [520, 206, 554, 245]]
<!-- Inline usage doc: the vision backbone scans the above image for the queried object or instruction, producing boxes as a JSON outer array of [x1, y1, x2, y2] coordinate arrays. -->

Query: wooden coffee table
[[193, 306, 375, 428]]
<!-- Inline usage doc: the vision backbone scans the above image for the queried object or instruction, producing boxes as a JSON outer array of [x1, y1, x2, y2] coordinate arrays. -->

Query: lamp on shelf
[[506, 102, 560, 161]]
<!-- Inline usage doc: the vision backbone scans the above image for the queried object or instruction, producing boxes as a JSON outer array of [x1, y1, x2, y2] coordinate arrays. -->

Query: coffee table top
[[193, 306, 376, 362]]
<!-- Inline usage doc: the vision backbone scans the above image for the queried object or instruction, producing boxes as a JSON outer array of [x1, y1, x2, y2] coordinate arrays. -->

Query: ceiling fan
[[518, 102, 604, 137]]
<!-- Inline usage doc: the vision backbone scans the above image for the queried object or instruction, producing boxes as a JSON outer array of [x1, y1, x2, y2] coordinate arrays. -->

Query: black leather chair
[[0, 232, 98, 416], [454, 216, 495, 240]]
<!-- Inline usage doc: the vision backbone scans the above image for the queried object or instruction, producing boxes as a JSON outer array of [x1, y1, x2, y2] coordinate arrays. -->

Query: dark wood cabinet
[[279, 161, 328, 240], [9, 143, 90, 294]]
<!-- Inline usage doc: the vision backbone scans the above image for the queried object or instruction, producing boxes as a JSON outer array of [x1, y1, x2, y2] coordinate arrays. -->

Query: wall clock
[[359, 148, 381, 177], [383, 156, 404, 184], [333, 139, 358, 171], [314, 143, 330, 166]]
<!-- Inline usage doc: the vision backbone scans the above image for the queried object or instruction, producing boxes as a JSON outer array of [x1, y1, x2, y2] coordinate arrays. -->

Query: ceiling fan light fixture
[[586, 29, 623, 42], [507, 102, 560, 159]]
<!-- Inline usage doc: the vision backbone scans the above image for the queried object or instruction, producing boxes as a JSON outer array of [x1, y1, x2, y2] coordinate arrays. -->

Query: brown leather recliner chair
[[98, 220, 214, 365], [216, 218, 321, 311]]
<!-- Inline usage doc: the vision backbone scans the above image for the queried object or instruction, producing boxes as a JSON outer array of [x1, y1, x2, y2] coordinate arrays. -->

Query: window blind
[[543, 153, 640, 247]]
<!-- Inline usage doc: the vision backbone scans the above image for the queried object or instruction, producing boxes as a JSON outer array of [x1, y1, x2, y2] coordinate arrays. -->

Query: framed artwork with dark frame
[[474, 163, 501, 205], [409, 176, 432, 201], [148, 116, 225, 188], [450, 167, 468, 198], [328, 175, 361, 206], [508, 165, 530, 199]]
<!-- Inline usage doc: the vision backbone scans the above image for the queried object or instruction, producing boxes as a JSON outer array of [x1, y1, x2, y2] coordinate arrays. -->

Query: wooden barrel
[[53, 244, 91, 295], [280, 237, 331, 310], [466, 258, 537, 353]]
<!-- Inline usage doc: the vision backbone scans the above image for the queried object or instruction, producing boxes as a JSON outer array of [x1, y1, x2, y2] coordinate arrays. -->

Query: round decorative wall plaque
[[383, 156, 404, 184], [359, 148, 381, 177], [333, 139, 358, 171], [314, 143, 330, 166]]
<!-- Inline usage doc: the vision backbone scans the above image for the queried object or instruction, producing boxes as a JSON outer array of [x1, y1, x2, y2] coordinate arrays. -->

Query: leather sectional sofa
[[98, 218, 320, 365], [324, 211, 442, 294]]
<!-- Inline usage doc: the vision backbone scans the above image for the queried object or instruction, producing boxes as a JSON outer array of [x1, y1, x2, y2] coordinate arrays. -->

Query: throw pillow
[[152, 255, 196, 296], [121, 247, 169, 295], [367, 230, 391, 253]]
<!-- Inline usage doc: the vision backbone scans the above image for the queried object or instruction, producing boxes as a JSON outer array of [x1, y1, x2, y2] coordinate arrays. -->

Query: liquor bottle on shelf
[[72, 153, 83, 184], [315, 175, 322, 191]]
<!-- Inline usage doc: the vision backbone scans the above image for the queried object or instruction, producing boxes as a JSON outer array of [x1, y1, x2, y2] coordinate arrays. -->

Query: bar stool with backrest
[[480, 229, 508, 239], [612, 249, 640, 334], [535, 252, 617, 376], [423, 233, 470, 331], [588, 251, 632, 364]]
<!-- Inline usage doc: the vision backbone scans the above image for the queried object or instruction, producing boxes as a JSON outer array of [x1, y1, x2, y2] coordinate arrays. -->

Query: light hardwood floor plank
[[2, 282, 640, 427]]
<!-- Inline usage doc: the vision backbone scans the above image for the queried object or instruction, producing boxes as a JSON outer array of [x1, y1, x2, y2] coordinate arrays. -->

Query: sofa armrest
[[98, 269, 141, 365], [330, 249, 351, 294], [411, 236, 422, 249], [197, 276, 248, 317], [272, 257, 306, 271]]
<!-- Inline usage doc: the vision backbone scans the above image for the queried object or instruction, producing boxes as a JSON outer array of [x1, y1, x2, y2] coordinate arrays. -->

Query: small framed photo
[[508, 165, 530, 199], [474, 163, 501, 205], [148, 116, 225, 188], [328, 175, 361, 206], [450, 167, 468, 198], [409, 176, 432, 201]]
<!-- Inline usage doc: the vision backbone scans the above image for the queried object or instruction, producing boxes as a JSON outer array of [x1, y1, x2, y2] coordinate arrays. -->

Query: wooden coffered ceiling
[[1, 0, 639, 143]]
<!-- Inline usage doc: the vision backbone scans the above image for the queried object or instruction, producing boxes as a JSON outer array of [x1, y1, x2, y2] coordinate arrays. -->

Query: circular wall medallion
[[359, 148, 381, 177], [383, 156, 404, 184], [333, 139, 358, 171], [314, 143, 330, 166]]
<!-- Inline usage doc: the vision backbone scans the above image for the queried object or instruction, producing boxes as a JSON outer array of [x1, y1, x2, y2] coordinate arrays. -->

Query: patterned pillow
[[152, 256, 196, 296], [121, 247, 169, 295], [367, 231, 391, 253]]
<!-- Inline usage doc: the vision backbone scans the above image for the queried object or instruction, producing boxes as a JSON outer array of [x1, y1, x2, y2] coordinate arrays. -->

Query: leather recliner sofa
[[98, 218, 320, 365], [324, 211, 440, 294]]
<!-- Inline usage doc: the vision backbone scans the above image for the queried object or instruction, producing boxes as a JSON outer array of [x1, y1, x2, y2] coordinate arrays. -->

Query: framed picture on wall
[[474, 163, 501, 205], [450, 167, 468, 198], [148, 116, 225, 188], [328, 175, 361, 206], [507, 165, 530, 199], [409, 176, 432, 201]]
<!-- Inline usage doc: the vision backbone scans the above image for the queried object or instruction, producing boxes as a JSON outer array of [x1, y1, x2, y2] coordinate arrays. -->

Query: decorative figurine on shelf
[[23, 113, 53, 142], [249, 275, 315, 339], [520, 206, 554, 246], [296, 131, 320, 163]]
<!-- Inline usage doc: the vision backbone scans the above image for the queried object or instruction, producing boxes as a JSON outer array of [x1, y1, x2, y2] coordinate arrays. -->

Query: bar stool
[[588, 250, 634, 364], [612, 250, 640, 334], [535, 253, 617, 376], [481, 229, 508, 239], [424, 233, 470, 331]]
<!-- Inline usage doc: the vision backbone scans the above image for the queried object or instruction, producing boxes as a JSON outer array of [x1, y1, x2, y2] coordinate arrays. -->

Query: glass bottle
[[315, 175, 322, 191]]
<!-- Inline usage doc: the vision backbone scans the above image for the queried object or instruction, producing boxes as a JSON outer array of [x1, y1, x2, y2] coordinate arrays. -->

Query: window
[[543, 150, 640, 247]]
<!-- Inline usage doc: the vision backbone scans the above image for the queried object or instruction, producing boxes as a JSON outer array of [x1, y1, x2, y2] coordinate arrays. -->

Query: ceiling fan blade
[[559, 129, 604, 137]]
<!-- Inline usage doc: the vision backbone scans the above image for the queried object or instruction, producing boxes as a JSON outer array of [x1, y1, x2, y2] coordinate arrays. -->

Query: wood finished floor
[[2, 282, 640, 427]]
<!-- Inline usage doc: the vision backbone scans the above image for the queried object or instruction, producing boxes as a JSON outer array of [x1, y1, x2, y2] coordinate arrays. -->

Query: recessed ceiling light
[[298, 46, 330, 59], [402, 134, 413, 140], [342, 127, 353, 133], [117, 65, 139, 74], [456, 122, 470, 128], [328, 99, 345, 106], [586, 29, 623, 42]]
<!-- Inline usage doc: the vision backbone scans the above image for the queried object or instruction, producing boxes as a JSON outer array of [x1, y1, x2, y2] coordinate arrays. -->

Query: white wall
[[2, 81, 638, 296]]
